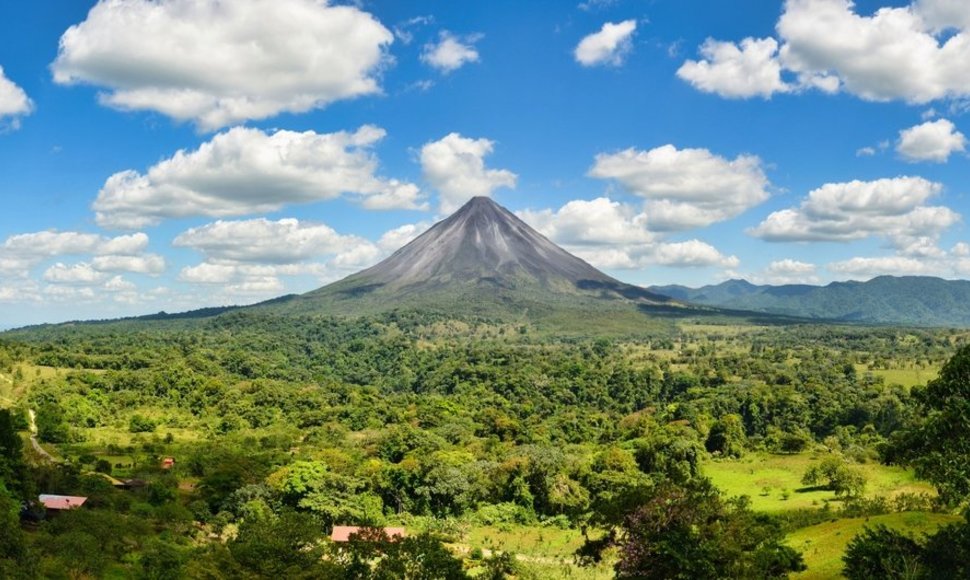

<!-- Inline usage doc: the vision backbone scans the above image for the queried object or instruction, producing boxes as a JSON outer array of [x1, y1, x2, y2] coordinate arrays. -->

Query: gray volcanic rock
[[352, 196, 615, 290]]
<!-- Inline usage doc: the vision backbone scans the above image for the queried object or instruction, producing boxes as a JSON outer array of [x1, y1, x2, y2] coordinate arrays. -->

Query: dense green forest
[[1, 312, 969, 578]]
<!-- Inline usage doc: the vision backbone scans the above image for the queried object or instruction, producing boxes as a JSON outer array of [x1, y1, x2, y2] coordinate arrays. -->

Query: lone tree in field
[[801, 456, 866, 498], [705, 414, 746, 458]]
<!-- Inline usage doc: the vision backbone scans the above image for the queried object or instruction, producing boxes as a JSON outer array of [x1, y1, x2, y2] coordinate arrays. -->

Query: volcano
[[340, 196, 617, 292], [267, 197, 688, 329]]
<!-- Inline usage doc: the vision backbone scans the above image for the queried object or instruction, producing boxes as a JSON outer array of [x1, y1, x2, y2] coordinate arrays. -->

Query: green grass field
[[1, 363, 83, 408], [786, 512, 960, 579], [870, 367, 938, 388], [677, 323, 773, 336], [0, 372, 15, 407], [465, 524, 586, 559], [461, 525, 613, 579], [854, 364, 939, 388], [704, 452, 934, 512]]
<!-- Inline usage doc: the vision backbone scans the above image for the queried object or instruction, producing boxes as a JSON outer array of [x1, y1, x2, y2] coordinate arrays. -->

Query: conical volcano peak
[[453, 196, 507, 216], [462, 195, 498, 207], [348, 195, 613, 290], [298, 195, 674, 315], [446, 196, 525, 236]]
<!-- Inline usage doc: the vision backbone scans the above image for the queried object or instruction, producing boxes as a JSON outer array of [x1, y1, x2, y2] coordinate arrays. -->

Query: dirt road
[[28, 409, 56, 463]]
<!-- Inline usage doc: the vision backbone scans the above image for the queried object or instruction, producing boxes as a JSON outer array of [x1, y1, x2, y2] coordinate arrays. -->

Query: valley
[[2, 314, 967, 578]]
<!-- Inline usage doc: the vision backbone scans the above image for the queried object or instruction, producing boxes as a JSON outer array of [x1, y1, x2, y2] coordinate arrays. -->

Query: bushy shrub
[[471, 502, 536, 526]]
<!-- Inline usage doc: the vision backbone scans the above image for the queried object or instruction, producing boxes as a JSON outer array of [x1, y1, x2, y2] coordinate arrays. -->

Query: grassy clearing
[[704, 452, 934, 513], [465, 525, 585, 559], [0, 363, 97, 406], [20, 363, 76, 382], [505, 561, 613, 580], [787, 512, 960, 580], [95, 454, 137, 472], [461, 525, 614, 579], [0, 373, 15, 407], [869, 367, 938, 388], [677, 323, 772, 337]]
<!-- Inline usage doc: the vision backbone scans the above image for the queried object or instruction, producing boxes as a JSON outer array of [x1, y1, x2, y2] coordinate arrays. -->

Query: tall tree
[[0, 409, 29, 498], [615, 480, 804, 580], [889, 345, 970, 502]]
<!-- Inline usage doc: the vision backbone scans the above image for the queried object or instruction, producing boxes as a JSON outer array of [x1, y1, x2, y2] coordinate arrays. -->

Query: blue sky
[[1, 0, 969, 326]]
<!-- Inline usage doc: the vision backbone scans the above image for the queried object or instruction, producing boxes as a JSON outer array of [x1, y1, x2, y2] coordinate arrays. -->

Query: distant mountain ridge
[[650, 276, 970, 326]]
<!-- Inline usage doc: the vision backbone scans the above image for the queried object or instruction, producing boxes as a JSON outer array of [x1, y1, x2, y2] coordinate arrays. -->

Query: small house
[[115, 478, 147, 490], [38, 494, 87, 512], [161, 457, 175, 469], [331, 526, 406, 543]]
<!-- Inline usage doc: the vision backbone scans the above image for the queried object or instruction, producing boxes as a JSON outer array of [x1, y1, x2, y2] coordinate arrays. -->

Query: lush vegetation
[[1, 312, 968, 578]]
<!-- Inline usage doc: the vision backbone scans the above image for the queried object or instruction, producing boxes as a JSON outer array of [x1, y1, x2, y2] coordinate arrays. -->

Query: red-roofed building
[[331, 526, 406, 543], [38, 494, 87, 511], [161, 457, 175, 469]]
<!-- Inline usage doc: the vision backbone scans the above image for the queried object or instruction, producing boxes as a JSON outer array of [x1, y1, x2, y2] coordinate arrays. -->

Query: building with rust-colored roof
[[330, 526, 406, 543], [38, 494, 87, 511]]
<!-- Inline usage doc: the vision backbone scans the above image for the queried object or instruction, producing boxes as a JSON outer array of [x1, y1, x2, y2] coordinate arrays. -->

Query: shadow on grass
[[795, 485, 835, 494], [636, 303, 815, 326]]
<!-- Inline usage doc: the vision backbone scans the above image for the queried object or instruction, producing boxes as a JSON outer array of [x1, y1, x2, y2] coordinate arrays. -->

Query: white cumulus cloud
[[172, 217, 424, 299], [420, 133, 517, 213], [827, 256, 940, 277], [104, 275, 137, 293], [0, 65, 33, 127], [519, 197, 736, 270], [652, 240, 740, 268], [779, 0, 970, 103], [3, 231, 145, 258], [377, 222, 431, 253], [916, 0, 970, 31], [677, 37, 793, 98], [0, 230, 163, 289], [0, 231, 156, 278], [589, 144, 770, 231], [177, 261, 294, 295], [52, 0, 394, 130], [679, 0, 970, 104], [519, 197, 654, 248], [177, 262, 319, 294], [94, 126, 423, 229], [91, 254, 166, 275], [43, 263, 107, 285], [421, 31, 481, 73], [896, 118, 966, 162], [178, 262, 238, 285], [749, 176, 959, 253], [575, 20, 637, 67], [755, 259, 820, 284], [173, 218, 378, 266]]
